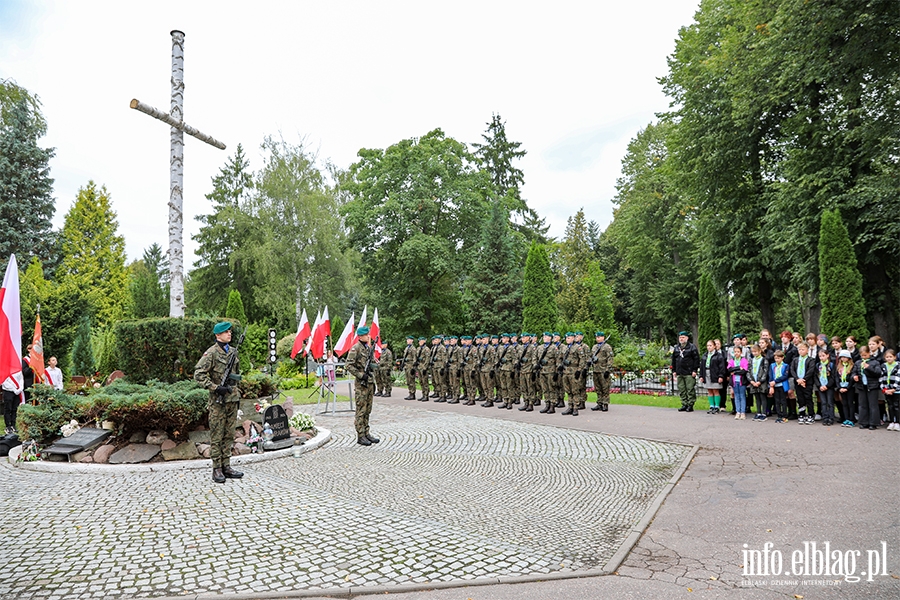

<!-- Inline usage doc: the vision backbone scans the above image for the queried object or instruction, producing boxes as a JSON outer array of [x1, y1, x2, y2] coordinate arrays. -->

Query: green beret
[[450, 335, 458, 340], [678, 331, 690, 337], [565, 332, 574, 337], [553, 332, 560, 336], [501, 333, 509, 338], [357, 325, 370, 336], [213, 322, 232, 334], [543, 331, 552, 337], [575, 331, 583, 336], [596, 331, 606, 337], [406, 335, 415, 340], [491, 334, 499, 340], [432, 334, 441, 340], [461, 335, 471, 340]]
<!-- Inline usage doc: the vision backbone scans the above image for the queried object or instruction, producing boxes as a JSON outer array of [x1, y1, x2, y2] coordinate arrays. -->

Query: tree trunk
[[168, 30, 186, 318], [863, 263, 898, 348], [798, 289, 821, 334], [758, 276, 776, 334]]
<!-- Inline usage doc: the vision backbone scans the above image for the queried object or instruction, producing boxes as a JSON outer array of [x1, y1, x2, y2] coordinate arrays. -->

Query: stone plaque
[[263, 405, 290, 442], [43, 427, 112, 460]]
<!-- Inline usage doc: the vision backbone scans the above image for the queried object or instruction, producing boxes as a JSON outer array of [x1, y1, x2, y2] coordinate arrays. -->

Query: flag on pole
[[29, 312, 45, 385], [371, 307, 382, 359], [310, 306, 329, 360], [304, 310, 322, 357], [0, 255, 24, 399], [290, 308, 311, 359], [333, 312, 355, 356]]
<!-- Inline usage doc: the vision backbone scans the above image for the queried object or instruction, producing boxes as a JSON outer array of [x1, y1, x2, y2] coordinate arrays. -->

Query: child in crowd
[[816, 348, 835, 425], [853, 345, 882, 431], [845, 336, 861, 362], [769, 350, 790, 423], [834, 350, 855, 427], [869, 336, 887, 422], [758, 338, 775, 363], [700, 340, 726, 414], [830, 336, 843, 360], [727, 346, 749, 420], [880, 349, 899, 431], [791, 342, 816, 424], [748, 344, 769, 421]]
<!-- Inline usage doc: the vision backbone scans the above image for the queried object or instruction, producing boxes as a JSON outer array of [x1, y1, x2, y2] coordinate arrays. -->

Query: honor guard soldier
[[591, 331, 614, 411], [552, 332, 565, 408], [461, 336, 476, 404], [498, 333, 515, 409], [481, 335, 499, 407], [574, 331, 589, 410], [402, 335, 418, 400], [474, 335, 487, 403], [429, 335, 447, 401], [416, 337, 430, 401], [375, 340, 393, 397], [194, 321, 243, 484], [345, 326, 380, 446], [561, 332, 585, 415], [510, 333, 522, 405], [447, 336, 462, 403], [538, 332, 559, 413], [519, 333, 539, 411]]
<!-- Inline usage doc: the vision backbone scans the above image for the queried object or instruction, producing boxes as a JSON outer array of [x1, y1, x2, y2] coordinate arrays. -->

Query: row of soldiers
[[397, 331, 614, 416]]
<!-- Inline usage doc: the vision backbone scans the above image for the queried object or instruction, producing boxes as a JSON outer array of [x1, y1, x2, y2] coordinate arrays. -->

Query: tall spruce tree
[[464, 200, 523, 332], [70, 316, 95, 377], [225, 289, 247, 324], [128, 244, 169, 319], [57, 182, 128, 326], [522, 242, 557, 334], [819, 209, 868, 341], [0, 95, 56, 270], [556, 209, 594, 324], [697, 272, 721, 345], [587, 261, 618, 346]]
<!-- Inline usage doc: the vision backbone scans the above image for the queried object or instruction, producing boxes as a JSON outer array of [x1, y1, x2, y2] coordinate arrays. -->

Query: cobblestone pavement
[[0, 403, 689, 600]]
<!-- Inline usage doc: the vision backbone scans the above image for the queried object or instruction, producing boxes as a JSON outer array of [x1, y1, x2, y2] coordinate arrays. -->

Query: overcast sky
[[1, 0, 699, 266]]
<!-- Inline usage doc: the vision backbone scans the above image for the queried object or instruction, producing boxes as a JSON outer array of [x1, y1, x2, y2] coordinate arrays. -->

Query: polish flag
[[371, 307, 382, 359], [0, 255, 24, 398], [310, 306, 329, 360], [290, 308, 311, 359], [303, 310, 322, 357], [333, 312, 355, 357], [29, 313, 46, 384]]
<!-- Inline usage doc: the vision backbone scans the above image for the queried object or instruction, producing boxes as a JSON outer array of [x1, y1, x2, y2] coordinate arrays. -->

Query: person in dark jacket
[[699, 340, 726, 414], [673, 331, 700, 412], [852, 345, 882, 430], [791, 343, 817, 424], [815, 347, 836, 425], [747, 344, 770, 420]]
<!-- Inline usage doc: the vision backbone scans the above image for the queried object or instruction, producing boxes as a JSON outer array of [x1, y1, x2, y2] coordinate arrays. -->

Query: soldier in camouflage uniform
[[538, 332, 559, 413], [194, 321, 243, 484], [590, 331, 615, 411], [402, 336, 418, 400], [497, 333, 515, 409], [427, 336, 446, 401], [480, 335, 498, 407], [375, 340, 393, 397], [552, 332, 566, 407], [510, 333, 522, 405], [574, 331, 589, 410], [461, 336, 476, 404], [447, 336, 462, 403], [518, 333, 538, 411], [439, 336, 452, 400], [345, 326, 380, 446], [561, 332, 585, 416], [416, 337, 430, 401]]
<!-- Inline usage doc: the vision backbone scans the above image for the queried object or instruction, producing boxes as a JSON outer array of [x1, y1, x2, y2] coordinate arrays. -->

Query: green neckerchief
[[840, 363, 851, 383], [798, 355, 807, 377], [887, 362, 897, 381], [706, 353, 712, 368], [752, 356, 762, 374]]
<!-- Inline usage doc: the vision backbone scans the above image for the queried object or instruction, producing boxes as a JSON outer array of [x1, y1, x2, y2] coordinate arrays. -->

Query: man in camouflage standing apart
[[538, 332, 559, 414], [416, 337, 430, 401], [345, 325, 380, 446], [590, 331, 614, 411], [447, 336, 461, 403], [402, 335, 418, 400], [375, 340, 393, 397], [194, 321, 243, 484]]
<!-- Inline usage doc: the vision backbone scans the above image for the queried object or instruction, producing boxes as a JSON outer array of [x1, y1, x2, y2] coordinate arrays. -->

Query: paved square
[[0, 403, 690, 599]]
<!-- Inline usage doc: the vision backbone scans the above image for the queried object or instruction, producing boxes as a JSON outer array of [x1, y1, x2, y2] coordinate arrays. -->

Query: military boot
[[366, 433, 380, 444], [212, 468, 225, 484], [546, 402, 556, 414], [430, 391, 440, 398], [591, 404, 602, 411], [577, 401, 586, 410], [561, 406, 574, 415], [556, 399, 565, 408], [518, 401, 532, 412], [357, 436, 372, 446], [447, 397, 459, 404], [571, 407, 579, 416], [481, 399, 494, 408], [539, 401, 551, 414]]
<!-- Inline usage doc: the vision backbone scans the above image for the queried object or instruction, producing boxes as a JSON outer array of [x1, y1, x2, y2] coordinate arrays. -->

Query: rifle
[[360, 337, 378, 385], [216, 330, 245, 403]]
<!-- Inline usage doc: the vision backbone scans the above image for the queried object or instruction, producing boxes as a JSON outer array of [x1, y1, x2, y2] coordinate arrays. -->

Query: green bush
[[276, 334, 296, 360], [279, 373, 316, 389], [114, 317, 238, 383], [17, 385, 82, 443], [613, 335, 671, 371], [238, 372, 279, 399], [103, 385, 208, 436]]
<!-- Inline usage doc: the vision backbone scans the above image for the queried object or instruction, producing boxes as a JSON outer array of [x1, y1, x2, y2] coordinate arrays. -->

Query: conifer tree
[[522, 242, 557, 333], [819, 209, 868, 341], [587, 261, 618, 346], [225, 289, 247, 325], [556, 210, 594, 324], [70, 316, 95, 377], [697, 272, 721, 345]]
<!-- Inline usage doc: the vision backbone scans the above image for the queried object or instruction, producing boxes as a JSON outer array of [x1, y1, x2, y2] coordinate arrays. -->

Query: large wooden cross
[[130, 30, 226, 318]]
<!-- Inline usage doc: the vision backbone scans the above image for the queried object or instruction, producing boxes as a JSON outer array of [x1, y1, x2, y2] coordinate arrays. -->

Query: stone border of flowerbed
[[4, 428, 332, 474]]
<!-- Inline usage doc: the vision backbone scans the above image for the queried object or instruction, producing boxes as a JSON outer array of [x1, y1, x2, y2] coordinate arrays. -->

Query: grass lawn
[[601, 392, 715, 410]]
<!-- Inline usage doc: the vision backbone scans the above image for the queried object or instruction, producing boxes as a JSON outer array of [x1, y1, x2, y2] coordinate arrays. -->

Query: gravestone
[[43, 428, 112, 462], [262, 404, 293, 451]]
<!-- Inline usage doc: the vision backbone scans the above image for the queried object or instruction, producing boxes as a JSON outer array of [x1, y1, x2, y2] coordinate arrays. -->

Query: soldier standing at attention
[[552, 332, 565, 408], [481, 335, 498, 407], [574, 332, 589, 410], [518, 333, 538, 411], [416, 337, 430, 401], [561, 332, 584, 416], [376, 340, 393, 398], [510, 333, 522, 405], [538, 332, 559, 413], [590, 331, 615, 411], [429, 335, 447, 401], [460, 336, 474, 404], [345, 326, 380, 446], [194, 322, 243, 484], [498, 333, 515, 409], [473, 335, 486, 403], [440, 336, 453, 401], [402, 336, 418, 400], [447, 336, 462, 403], [673, 331, 701, 412]]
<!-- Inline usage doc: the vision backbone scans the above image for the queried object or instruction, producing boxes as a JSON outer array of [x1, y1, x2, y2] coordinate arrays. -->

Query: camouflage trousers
[[474, 370, 485, 397], [481, 371, 495, 401], [563, 371, 580, 408], [499, 370, 514, 402], [376, 369, 392, 396], [404, 367, 417, 397], [462, 369, 476, 398], [418, 369, 430, 398], [208, 398, 239, 469], [540, 372, 556, 402], [449, 369, 460, 399], [594, 370, 611, 407], [522, 371, 537, 406], [354, 379, 375, 436]]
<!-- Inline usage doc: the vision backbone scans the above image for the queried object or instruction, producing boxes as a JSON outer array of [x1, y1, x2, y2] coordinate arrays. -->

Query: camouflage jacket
[[346, 340, 374, 381], [590, 342, 615, 372], [379, 348, 394, 372], [194, 343, 240, 403]]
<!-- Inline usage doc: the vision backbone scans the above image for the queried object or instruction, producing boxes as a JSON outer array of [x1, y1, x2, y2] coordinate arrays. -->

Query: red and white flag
[[333, 312, 355, 357], [309, 306, 329, 360], [354, 306, 367, 347], [29, 312, 45, 384], [0, 255, 24, 398], [303, 310, 322, 357], [371, 307, 382, 359], [290, 308, 311, 359]]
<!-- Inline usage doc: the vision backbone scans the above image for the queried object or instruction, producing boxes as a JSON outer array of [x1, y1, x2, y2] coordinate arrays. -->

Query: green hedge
[[114, 317, 239, 383]]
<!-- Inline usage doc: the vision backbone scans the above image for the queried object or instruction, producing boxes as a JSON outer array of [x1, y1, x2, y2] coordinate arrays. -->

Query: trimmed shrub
[[113, 317, 238, 383], [238, 372, 279, 399], [819, 209, 868, 342], [697, 273, 721, 346]]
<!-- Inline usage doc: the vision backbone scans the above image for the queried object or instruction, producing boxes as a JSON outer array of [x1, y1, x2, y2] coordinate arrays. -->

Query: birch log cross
[[130, 30, 226, 317]]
